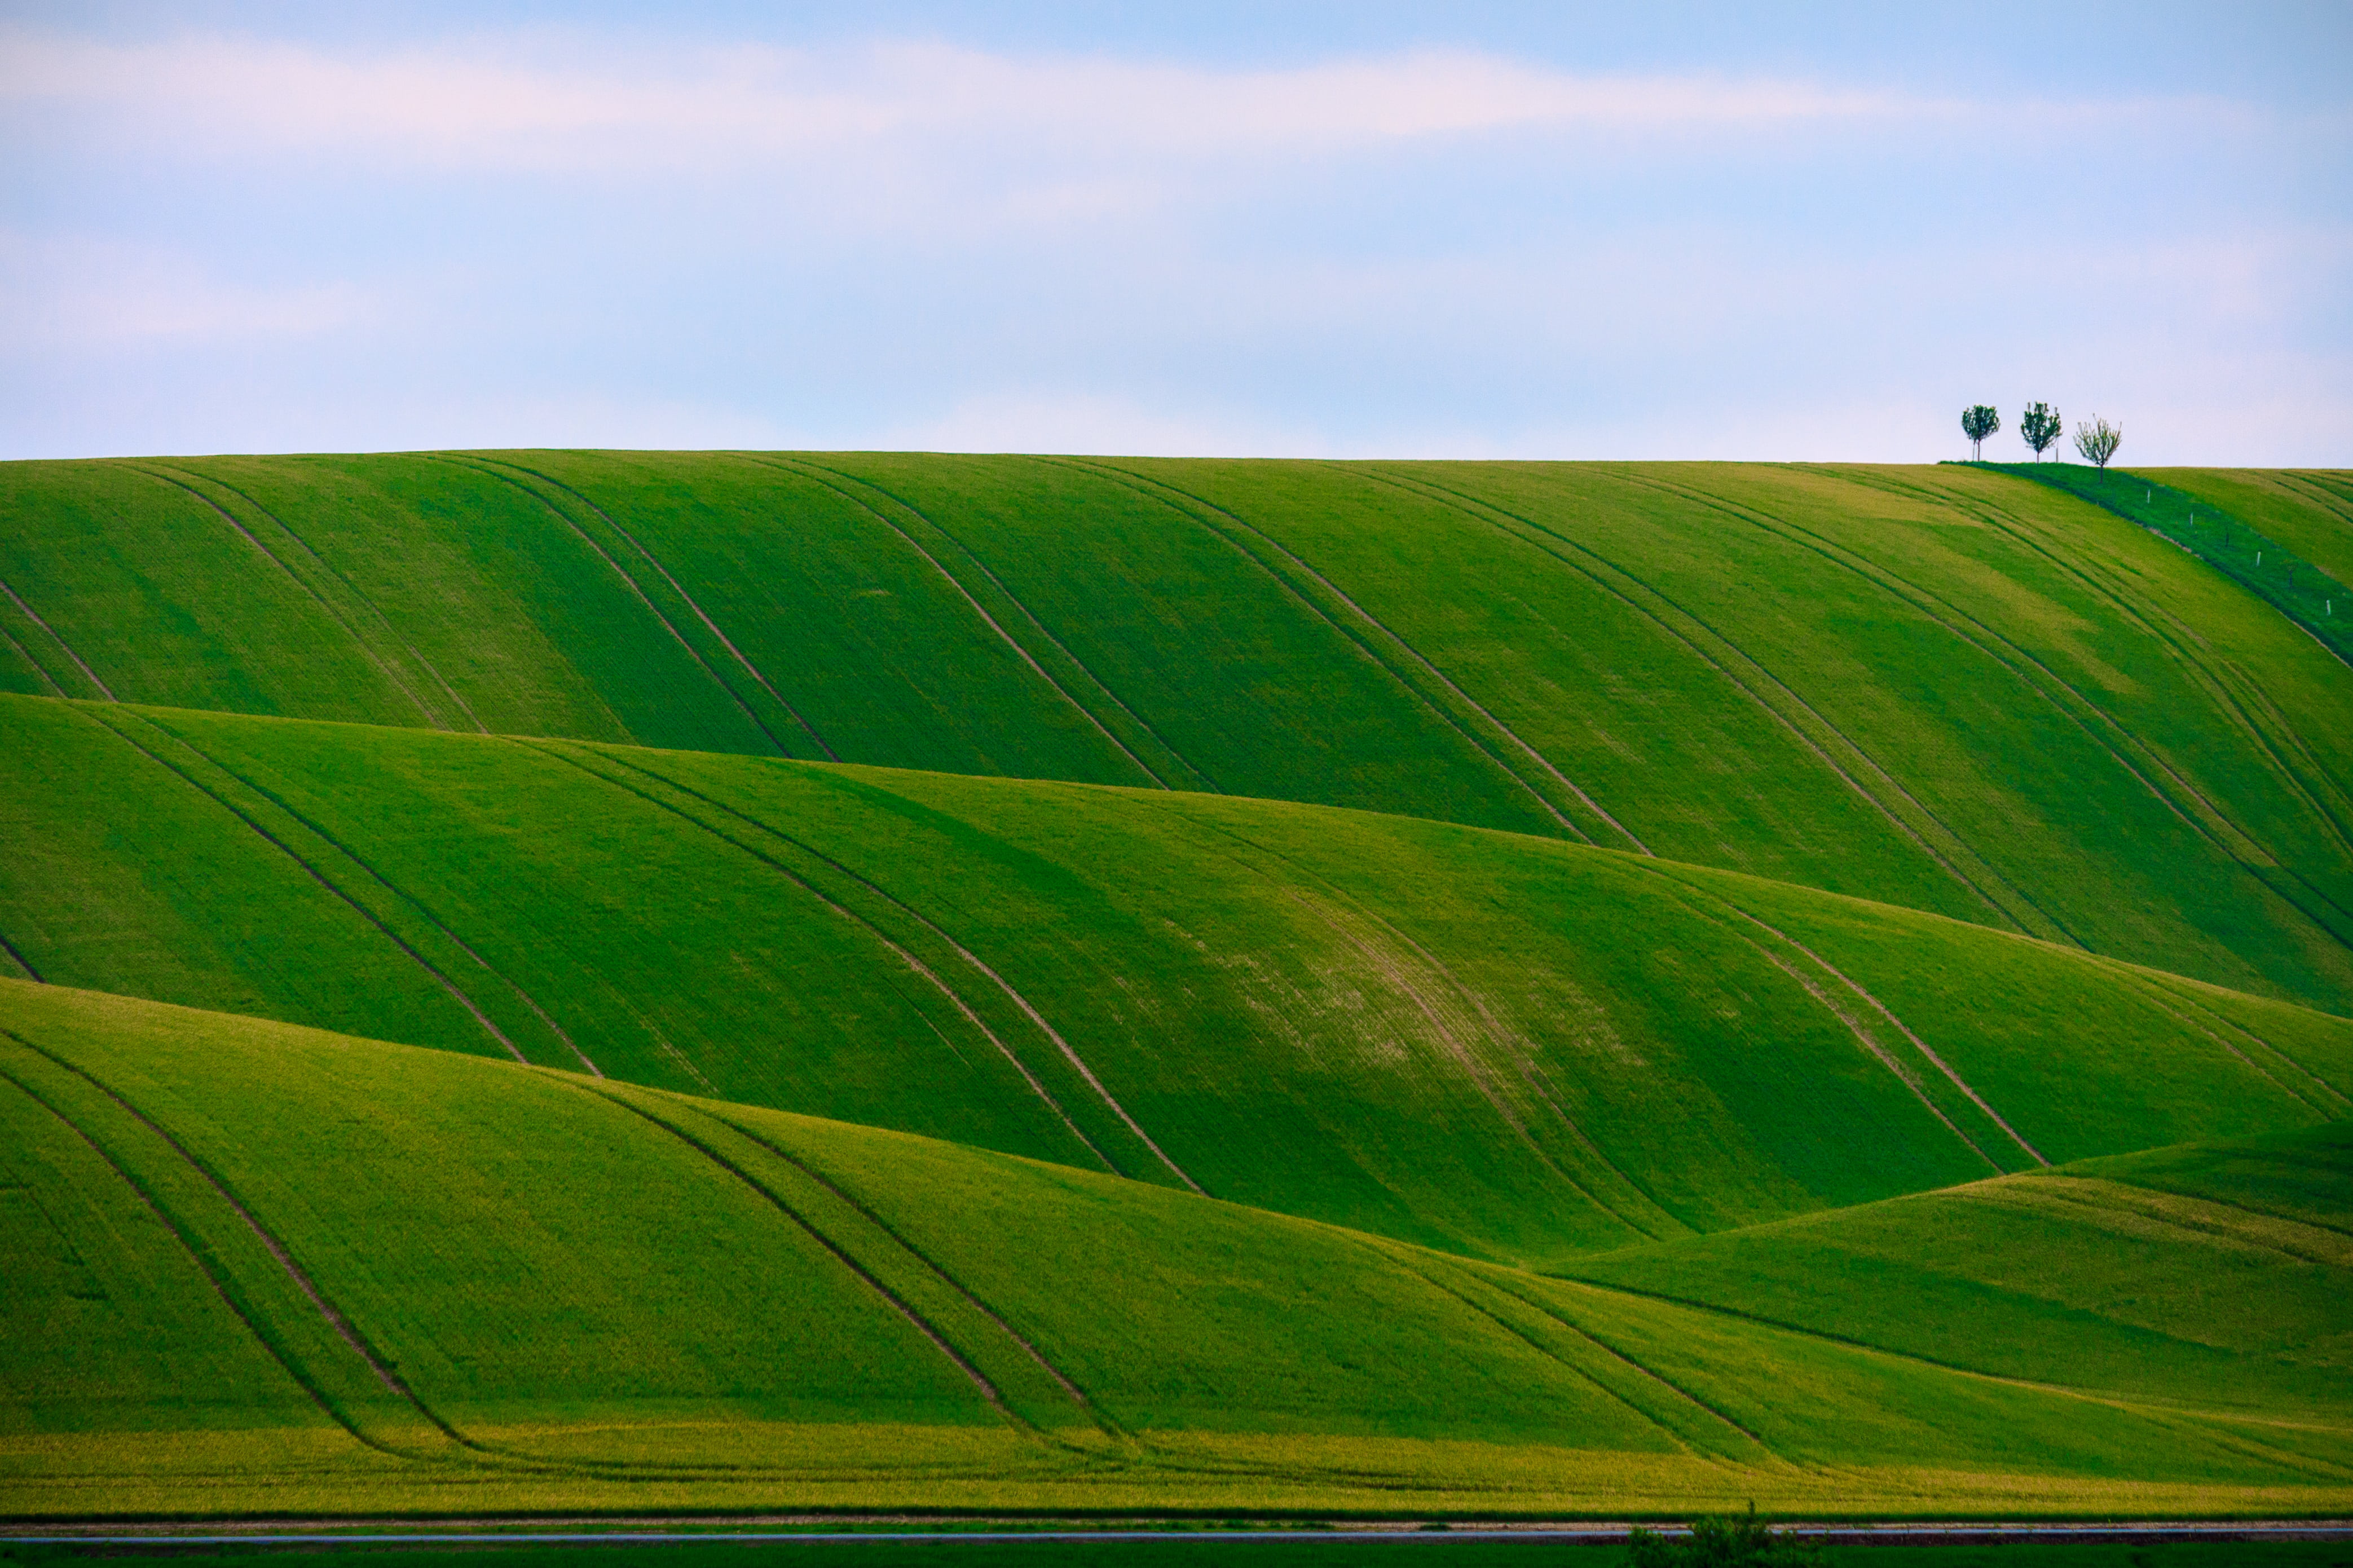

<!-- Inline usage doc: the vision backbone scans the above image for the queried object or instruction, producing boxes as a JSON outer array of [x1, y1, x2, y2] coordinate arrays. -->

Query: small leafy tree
[[2074, 416, 2122, 469], [2020, 401, 2061, 461], [1629, 1505, 1826, 1567], [1960, 404, 1999, 460]]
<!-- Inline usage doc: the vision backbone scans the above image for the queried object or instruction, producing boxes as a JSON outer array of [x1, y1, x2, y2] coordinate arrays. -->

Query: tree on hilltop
[[2020, 402, 2061, 461], [1961, 404, 1999, 460], [2074, 416, 2122, 469]]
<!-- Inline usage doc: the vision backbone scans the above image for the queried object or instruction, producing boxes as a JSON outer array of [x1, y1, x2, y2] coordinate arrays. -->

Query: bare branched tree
[[1961, 404, 1999, 460], [2020, 403, 2061, 461], [2074, 416, 2122, 469]]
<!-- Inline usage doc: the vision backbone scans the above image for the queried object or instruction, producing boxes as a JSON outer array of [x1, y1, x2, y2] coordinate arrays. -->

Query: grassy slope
[[2149, 468, 2353, 590], [2, 456, 2346, 1013], [1559, 1123, 2353, 1432], [3, 978, 2346, 1518], [5, 694, 2348, 1266]]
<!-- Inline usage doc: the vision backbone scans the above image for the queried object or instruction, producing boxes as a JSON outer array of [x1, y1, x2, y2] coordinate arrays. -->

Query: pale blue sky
[[4, 2, 2347, 461]]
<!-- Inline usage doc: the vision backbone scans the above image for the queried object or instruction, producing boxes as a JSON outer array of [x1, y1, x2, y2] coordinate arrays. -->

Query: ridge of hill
[[1990, 463, 2352, 663], [6, 694, 2349, 1265], [4, 978, 2346, 1519], [3, 456, 2348, 1012]]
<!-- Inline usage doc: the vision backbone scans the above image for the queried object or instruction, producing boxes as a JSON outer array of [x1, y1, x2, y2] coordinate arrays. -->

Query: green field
[[6, 697, 2349, 1264], [4, 457, 2347, 1011], [3, 979, 2348, 1518], [1, 455, 2347, 1521]]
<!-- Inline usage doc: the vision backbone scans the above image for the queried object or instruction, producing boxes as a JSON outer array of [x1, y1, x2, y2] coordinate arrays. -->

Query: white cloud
[[0, 28, 2217, 179]]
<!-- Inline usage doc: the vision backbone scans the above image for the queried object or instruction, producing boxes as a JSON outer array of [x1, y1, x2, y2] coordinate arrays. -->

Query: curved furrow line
[[783, 458, 1217, 792], [506, 737, 1120, 1177], [132, 713, 598, 1077], [0, 575, 113, 700], [471, 455, 838, 761], [1667, 882, 2008, 1175], [2217, 662, 2353, 871], [555, 1079, 1025, 1428], [1478, 1272, 1781, 1452], [1, 622, 69, 698], [731, 453, 1166, 789], [1162, 804, 1674, 1239], [1840, 466, 2353, 882], [0, 1053, 437, 1463], [1358, 1243, 1722, 1461], [133, 466, 448, 731], [418, 456, 778, 756], [598, 746, 1202, 1194], [161, 464, 488, 735], [1577, 467, 2084, 943], [1084, 457, 1641, 850], [1717, 471, 2235, 847], [1049, 456, 1590, 842], [0, 1031, 489, 1463], [1857, 468, 2353, 884], [1361, 466, 2028, 934], [1280, 882, 1616, 1208], [1634, 858, 2044, 1168], [74, 706, 526, 1063], [2120, 971, 2351, 1112], [0, 929, 41, 982], [2001, 1179, 2339, 1269], [697, 1103, 1116, 1430], [1542, 1267, 2283, 1437]]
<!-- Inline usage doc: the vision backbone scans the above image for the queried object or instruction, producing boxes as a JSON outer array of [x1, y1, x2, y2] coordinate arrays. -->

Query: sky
[[3, 1, 2348, 462]]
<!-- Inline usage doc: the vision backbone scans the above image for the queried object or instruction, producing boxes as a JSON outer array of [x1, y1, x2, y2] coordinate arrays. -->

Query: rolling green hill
[[4, 978, 2347, 1519], [3, 457, 2348, 1013], [3, 454, 2349, 1522], [5, 694, 2350, 1266]]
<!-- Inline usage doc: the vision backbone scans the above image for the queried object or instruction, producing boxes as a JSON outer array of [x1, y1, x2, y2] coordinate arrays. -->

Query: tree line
[[1960, 403, 2121, 467]]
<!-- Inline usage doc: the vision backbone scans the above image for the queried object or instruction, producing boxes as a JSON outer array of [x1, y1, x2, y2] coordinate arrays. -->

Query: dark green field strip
[[2151, 468, 2353, 590], [124, 465, 474, 735], [2001, 465, 2353, 665], [531, 740, 1188, 1189], [0, 1047, 329, 1438], [1642, 463, 2353, 975], [1110, 457, 2353, 1008]]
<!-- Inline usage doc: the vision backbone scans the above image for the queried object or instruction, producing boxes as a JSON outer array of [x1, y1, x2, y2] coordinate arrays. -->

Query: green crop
[[5, 695, 2348, 1270], [3, 979, 2346, 1520], [2, 456, 2346, 1011]]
